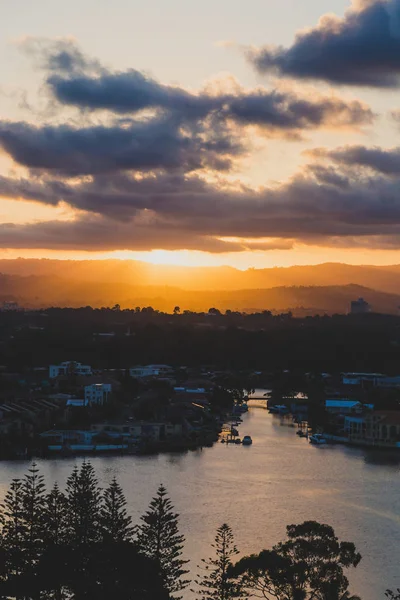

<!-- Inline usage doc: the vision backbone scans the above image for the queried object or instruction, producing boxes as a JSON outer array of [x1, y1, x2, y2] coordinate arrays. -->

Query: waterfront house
[[344, 411, 400, 445], [325, 399, 374, 414], [40, 429, 127, 452], [90, 420, 183, 442], [344, 415, 367, 438], [364, 411, 400, 444]]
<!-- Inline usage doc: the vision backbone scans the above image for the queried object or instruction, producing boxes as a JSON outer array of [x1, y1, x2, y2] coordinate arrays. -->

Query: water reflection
[[0, 406, 399, 599]]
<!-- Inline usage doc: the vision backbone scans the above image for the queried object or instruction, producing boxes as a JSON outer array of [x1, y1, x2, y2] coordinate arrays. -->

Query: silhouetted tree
[[193, 523, 244, 600], [137, 484, 189, 597], [232, 520, 361, 600], [173, 306, 181, 315], [65, 462, 101, 547], [43, 482, 68, 546], [0, 479, 25, 577], [20, 462, 46, 570], [100, 477, 133, 543]]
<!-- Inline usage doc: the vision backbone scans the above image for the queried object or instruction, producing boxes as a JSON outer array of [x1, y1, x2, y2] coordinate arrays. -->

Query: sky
[[2, 0, 400, 268]]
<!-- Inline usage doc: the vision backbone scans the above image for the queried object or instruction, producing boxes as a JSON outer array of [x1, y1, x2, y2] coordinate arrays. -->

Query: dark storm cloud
[[40, 43, 374, 133], [0, 117, 240, 176], [310, 145, 400, 175], [250, 0, 400, 87]]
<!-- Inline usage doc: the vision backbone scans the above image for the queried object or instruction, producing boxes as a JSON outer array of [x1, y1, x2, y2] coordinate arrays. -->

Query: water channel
[[0, 401, 399, 599]]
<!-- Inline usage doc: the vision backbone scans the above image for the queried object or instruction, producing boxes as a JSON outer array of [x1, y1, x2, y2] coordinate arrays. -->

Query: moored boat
[[309, 433, 327, 445]]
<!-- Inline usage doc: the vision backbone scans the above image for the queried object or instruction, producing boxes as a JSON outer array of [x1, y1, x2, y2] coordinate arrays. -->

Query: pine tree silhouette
[[100, 477, 133, 543], [65, 462, 101, 547], [193, 523, 244, 600], [137, 484, 190, 597]]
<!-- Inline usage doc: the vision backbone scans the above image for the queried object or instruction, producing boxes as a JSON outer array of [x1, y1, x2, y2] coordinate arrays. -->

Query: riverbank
[[0, 407, 398, 600]]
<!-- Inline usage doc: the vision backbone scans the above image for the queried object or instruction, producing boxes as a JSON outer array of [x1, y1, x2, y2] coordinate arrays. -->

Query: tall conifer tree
[[0, 479, 25, 577], [193, 523, 244, 600], [137, 484, 189, 597], [100, 477, 133, 543], [21, 462, 46, 569], [65, 462, 101, 547], [43, 482, 68, 547]]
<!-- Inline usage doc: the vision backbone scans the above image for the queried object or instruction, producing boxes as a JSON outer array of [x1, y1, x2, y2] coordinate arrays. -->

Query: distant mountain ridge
[[2, 258, 400, 294], [1, 267, 400, 315]]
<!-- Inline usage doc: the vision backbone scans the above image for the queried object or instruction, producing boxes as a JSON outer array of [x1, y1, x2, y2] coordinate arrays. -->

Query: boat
[[309, 433, 327, 445], [242, 435, 253, 445], [296, 430, 307, 437], [268, 404, 289, 415]]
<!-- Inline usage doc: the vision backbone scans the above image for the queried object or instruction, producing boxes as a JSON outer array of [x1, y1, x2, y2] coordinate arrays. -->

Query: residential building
[[129, 364, 173, 378], [342, 372, 385, 386], [342, 372, 400, 388], [325, 399, 374, 414], [40, 429, 128, 452], [84, 383, 112, 406], [49, 361, 92, 379], [90, 421, 183, 441], [345, 412, 400, 444]]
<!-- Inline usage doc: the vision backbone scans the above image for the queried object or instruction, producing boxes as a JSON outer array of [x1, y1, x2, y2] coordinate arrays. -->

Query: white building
[[84, 383, 112, 406], [49, 361, 92, 379]]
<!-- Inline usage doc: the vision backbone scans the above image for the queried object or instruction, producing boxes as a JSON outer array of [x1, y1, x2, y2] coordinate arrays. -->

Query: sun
[[104, 250, 217, 267]]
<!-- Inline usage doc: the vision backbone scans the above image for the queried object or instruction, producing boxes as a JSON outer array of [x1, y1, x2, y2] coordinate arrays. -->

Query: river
[[0, 402, 399, 599]]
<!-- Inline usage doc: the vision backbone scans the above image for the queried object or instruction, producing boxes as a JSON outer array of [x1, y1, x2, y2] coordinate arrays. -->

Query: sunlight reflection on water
[[0, 401, 399, 599]]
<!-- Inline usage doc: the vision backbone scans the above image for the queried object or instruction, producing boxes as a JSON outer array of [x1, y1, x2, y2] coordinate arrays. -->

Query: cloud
[[249, 0, 400, 87], [0, 217, 248, 252], [37, 42, 374, 135], [3, 157, 400, 251], [309, 144, 400, 175], [0, 117, 241, 176]]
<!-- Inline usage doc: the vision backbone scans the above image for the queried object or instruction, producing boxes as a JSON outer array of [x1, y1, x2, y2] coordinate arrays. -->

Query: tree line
[[0, 463, 396, 600], [3, 309, 400, 373]]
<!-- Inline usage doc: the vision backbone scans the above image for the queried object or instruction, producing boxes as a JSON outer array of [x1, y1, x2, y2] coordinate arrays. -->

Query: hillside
[[1, 272, 400, 315], [2, 259, 400, 294]]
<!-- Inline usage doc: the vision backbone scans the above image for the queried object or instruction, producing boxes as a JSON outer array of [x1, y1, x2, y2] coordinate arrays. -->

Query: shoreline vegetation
[[1, 461, 387, 600]]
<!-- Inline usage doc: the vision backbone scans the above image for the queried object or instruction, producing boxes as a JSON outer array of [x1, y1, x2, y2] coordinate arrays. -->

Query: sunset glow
[[1, 0, 400, 270]]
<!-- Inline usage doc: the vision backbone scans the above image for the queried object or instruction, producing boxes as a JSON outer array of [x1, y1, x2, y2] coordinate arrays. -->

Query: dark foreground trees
[[0, 462, 169, 599]]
